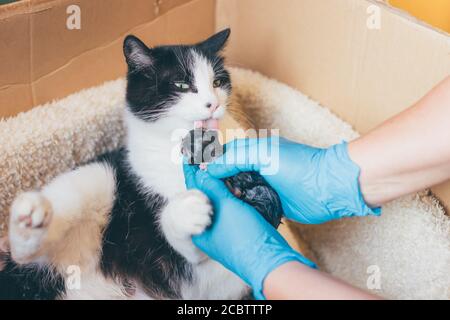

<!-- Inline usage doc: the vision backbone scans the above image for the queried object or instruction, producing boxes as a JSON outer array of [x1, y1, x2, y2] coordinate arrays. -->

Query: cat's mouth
[[194, 118, 219, 130]]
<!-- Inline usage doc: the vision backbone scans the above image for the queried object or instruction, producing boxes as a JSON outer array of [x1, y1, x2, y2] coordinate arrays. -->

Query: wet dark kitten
[[182, 128, 283, 228]]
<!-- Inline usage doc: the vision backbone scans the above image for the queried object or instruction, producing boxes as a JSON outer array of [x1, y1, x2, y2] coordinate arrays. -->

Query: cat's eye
[[213, 79, 222, 88], [174, 82, 191, 91]]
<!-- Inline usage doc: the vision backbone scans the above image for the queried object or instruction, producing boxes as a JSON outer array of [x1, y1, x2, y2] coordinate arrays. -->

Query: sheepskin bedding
[[0, 67, 449, 299]]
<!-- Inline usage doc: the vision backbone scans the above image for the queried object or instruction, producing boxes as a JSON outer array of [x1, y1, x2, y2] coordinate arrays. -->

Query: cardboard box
[[1, 0, 449, 206], [0, 0, 215, 117]]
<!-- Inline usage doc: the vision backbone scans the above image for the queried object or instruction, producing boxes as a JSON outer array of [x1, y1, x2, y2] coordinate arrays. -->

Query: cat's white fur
[[8, 51, 248, 299]]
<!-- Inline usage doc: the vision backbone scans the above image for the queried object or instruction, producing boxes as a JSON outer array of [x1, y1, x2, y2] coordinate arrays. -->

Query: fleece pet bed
[[0, 67, 449, 300]]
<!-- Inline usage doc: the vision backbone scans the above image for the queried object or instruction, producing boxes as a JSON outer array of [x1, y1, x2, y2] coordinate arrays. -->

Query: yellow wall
[[389, 0, 450, 33]]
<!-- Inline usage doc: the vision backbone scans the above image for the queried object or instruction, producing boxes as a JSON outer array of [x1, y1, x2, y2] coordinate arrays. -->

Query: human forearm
[[349, 76, 450, 207], [263, 261, 381, 300]]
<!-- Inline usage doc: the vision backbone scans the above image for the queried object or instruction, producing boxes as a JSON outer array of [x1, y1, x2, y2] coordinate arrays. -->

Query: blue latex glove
[[183, 164, 316, 299], [206, 137, 381, 224]]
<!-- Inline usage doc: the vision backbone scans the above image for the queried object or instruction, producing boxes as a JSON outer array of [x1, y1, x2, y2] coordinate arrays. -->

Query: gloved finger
[[224, 136, 277, 150], [183, 162, 199, 189], [207, 143, 261, 178], [192, 232, 212, 255], [223, 137, 260, 150], [194, 170, 233, 203]]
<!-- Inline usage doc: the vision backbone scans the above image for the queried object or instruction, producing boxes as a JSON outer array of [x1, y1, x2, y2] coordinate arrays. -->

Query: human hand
[[205, 137, 380, 224], [183, 164, 316, 299]]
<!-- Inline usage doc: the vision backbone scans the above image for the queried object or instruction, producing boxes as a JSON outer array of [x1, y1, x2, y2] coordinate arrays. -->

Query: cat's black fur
[[0, 253, 65, 299], [98, 149, 192, 299]]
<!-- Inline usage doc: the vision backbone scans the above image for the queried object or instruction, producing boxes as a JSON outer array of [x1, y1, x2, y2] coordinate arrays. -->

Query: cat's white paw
[[168, 190, 213, 237], [9, 192, 53, 264], [11, 192, 52, 229], [160, 190, 213, 263]]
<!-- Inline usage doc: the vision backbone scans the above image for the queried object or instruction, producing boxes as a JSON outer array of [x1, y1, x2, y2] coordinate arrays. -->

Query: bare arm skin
[[349, 76, 450, 206], [264, 262, 380, 300]]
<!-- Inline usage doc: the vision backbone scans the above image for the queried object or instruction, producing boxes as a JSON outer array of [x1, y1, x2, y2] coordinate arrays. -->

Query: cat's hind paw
[[9, 192, 53, 264]]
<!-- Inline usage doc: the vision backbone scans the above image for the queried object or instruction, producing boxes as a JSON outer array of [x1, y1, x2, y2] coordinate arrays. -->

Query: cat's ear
[[197, 28, 231, 55], [123, 35, 153, 70]]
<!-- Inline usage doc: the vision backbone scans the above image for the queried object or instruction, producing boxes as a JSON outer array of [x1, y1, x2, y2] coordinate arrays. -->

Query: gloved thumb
[[183, 162, 199, 190]]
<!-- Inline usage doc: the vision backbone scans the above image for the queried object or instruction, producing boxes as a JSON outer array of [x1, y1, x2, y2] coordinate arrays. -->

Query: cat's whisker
[[227, 107, 256, 128]]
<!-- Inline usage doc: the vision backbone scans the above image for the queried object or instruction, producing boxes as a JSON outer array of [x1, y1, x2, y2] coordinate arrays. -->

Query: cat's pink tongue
[[194, 119, 219, 130]]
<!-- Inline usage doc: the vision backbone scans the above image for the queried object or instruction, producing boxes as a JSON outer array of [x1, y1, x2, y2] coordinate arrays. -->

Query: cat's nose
[[206, 103, 219, 112]]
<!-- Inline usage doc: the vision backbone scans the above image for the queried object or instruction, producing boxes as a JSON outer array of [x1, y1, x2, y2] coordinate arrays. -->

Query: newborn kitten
[[182, 128, 283, 228], [0, 29, 279, 300]]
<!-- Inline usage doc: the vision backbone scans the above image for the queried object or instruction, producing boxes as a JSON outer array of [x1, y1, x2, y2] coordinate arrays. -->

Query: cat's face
[[123, 29, 231, 128]]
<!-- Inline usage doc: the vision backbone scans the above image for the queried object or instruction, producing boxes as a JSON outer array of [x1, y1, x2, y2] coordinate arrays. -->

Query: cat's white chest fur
[[125, 111, 188, 199]]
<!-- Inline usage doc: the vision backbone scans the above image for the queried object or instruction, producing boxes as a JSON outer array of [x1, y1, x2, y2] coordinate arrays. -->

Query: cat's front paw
[[160, 190, 213, 263], [169, 190, 213, 236], [9, 192, 53, 264]]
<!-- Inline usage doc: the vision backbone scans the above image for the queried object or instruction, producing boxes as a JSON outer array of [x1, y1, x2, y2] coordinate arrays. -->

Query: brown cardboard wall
[[216, 0, 450, 206], [0, 1, 34, 115], [0, 0, 215, 118]]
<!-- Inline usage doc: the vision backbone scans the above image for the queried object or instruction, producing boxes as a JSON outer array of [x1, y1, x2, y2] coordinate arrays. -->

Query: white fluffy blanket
[[0, 67, 448, 299]]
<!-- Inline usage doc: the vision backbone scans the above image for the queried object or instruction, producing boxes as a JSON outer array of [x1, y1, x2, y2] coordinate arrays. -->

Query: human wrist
[[322, 142, 381, 218], [347, 138, 392, 207], [251, 246, 316, 300], [262, 260, 309, 300]]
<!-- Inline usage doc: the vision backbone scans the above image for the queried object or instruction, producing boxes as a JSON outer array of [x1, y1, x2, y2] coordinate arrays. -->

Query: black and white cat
[[0, 29, 278, 300]]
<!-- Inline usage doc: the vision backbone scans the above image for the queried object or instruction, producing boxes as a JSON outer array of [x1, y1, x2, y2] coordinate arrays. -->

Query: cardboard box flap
[[217, 0, 450, 134], [0, 0, 206, 118]]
